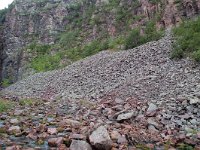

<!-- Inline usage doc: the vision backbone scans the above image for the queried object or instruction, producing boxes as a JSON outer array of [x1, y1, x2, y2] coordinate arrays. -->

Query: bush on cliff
[[172, 17, 200, 61]]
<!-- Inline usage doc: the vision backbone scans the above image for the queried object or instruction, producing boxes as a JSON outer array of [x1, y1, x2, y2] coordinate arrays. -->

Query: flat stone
[[147, 118, 159, 128], [115, 98, 124, 104], [14, 110, 23, 116], [8, 126, 21, 134], [89, 126, 113, 150], [10, 119, 19, 125], [48, 137, 63, 147], [147, 103, 158, 112], [47, 128, 57, 135], [117, 112, 134, 121], [5, 145, 22, 150], [70, 140, 92, 150], [64, 119, 81, 127], [148, 125, 159, 133]]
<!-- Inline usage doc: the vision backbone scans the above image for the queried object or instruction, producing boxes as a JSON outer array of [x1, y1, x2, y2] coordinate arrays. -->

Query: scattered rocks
[[89, 126, 113, 150], [70, 140, 92, 150]]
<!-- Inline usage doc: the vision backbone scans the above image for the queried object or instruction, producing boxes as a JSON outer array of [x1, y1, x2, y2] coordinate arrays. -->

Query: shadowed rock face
[[0, 27, 4, 85], [0, 0, 200, 83]]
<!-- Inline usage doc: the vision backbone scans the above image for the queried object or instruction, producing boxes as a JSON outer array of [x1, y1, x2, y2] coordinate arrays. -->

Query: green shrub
[[59, 30, 80, 49], [31, 54, 62, 72], [1, 79, 11, 88], [19, 99, 34, 106], [124, 28, 145, 49], [177, 143, 194, 150], [124, 22, 163, 49], [27, 43, 51, 55], [172, 17, 200, 61], [108, 36, 125, 50], [0, 99, 13, 112]]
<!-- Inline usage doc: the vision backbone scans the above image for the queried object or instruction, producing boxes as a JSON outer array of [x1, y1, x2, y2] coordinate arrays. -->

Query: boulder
[[70, 140, 92, 150], [89, 126, 113, 150]]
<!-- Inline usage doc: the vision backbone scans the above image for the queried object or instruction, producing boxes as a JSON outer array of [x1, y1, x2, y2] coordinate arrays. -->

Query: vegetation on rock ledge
[[172, 17, 200, 61]]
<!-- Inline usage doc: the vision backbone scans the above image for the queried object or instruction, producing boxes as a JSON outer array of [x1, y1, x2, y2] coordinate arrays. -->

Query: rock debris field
[[0, 32, 200, 149]]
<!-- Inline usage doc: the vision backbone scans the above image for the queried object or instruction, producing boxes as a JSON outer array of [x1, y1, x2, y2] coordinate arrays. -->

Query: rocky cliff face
[[0, 0, 200, 85]]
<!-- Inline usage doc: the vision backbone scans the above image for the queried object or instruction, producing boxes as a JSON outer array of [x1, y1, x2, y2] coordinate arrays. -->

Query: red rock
[[58, 144, 68, 150], [117, 135, 127, 144], [6, 145, 22, 150], [48, 137, 64, 147], [197, 132, 200, 139], [111, 131, 121, 140], [146, 144, 154, 149], [47, 128, 57, 135]]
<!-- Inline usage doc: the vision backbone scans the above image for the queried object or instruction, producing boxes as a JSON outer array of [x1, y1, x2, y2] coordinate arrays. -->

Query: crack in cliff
[[0, 26, 4, 86]]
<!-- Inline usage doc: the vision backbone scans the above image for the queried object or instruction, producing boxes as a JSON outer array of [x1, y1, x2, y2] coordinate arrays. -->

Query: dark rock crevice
[[0, 26, 4, 86]]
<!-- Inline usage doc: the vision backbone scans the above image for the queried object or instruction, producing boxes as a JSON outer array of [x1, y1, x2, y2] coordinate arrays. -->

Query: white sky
[[0, 0, 14, 10]]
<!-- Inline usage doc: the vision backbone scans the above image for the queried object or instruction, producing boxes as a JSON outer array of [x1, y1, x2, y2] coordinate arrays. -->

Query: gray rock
[[190, 119, 198, 125], [10, 118, 20, 125], [147, 118, 159, 128], [117, 112, 134, 121], [70, 140, 92, 150], [8, 126, 21, 134], [115, 98, 124, 104], [89, 126, 113, 150], [189, 97, 200, 104], [14, 110, 23, 116], [147, 103, 158, 112]]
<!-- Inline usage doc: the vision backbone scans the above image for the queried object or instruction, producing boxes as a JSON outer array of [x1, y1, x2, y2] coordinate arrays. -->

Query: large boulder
[[89, 126, 113, 150]]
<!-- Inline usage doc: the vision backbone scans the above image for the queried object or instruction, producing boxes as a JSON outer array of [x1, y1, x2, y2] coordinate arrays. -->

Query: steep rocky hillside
[[0, 0, 200, 85]]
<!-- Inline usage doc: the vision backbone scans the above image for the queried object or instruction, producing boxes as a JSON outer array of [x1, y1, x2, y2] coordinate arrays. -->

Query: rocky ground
[[0, 31, 200, 149], [0, 95, 199, 150]]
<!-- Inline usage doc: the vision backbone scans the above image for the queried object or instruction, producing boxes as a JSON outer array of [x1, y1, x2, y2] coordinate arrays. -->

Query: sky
[[0, 0, 14, 10]]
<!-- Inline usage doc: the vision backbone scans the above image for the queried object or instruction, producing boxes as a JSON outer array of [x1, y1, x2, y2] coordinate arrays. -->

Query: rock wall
[[0, 0, 200, 84]]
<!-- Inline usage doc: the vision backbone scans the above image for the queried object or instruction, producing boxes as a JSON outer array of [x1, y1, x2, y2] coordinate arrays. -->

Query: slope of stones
[[2, 32, 200, 103]]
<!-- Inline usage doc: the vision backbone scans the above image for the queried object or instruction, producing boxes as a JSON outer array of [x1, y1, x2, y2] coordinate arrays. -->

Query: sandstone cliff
[[0, 0, 200, 85]]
